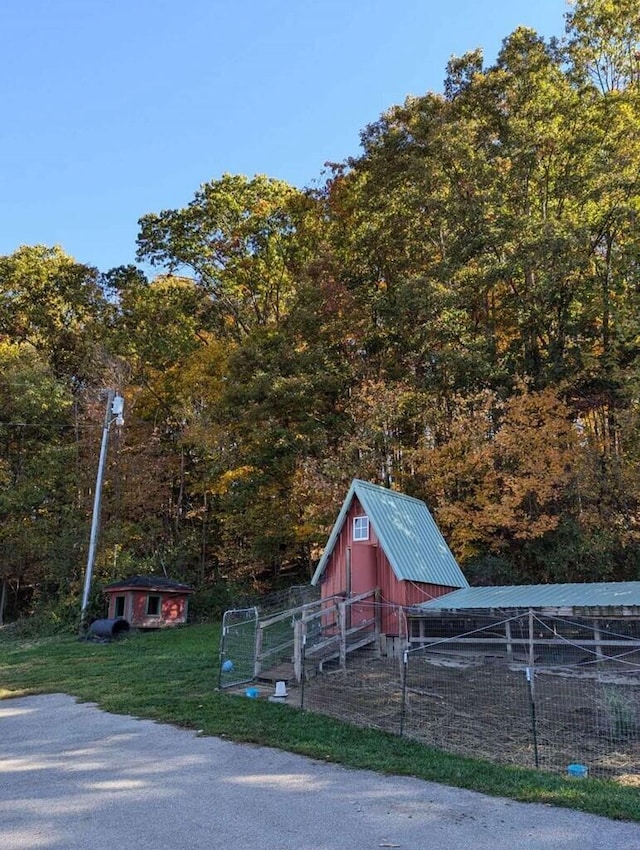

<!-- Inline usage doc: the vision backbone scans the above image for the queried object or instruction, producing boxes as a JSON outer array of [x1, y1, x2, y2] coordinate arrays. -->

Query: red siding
[[162, 596, 187, 622], [320, 497, 378, 599], [319, 497, 457, 637], [106, 589, 189, 628]]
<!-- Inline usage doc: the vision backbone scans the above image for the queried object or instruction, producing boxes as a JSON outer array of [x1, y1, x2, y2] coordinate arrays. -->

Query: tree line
[[2, 0, 640, 624]]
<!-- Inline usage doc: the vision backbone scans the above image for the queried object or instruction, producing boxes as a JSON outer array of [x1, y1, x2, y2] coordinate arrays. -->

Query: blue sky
[[1, 0, 568, 273]]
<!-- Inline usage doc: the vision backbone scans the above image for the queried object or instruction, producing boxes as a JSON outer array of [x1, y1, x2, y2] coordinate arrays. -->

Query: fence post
[[527, 609, 540, 768], [254, 622, 264, 678], [526, 666, 540, 769], [399, 648, 408, 736], [505, 618, 513, 659], [293, 618, 304, 684], [375, 588, 382, 657], [300, 627, 307, 710], [528, 609, 536, 696], [593, 620, 605, 663], [218, 623, 227, 690]]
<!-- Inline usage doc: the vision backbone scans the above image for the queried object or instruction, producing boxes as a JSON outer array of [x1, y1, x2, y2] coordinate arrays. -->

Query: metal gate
[[218, 607, 258, 688]]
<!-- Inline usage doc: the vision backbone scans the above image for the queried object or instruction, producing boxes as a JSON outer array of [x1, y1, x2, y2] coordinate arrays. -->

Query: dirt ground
[[257, 653, 640, 781]]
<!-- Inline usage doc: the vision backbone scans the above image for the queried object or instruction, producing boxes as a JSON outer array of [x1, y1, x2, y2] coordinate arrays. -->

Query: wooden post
[[398, 605, 407, 649], [254, 622, 263, 678], [505, 619, 513, 659], [339, 600, 347, 669], [593, 620, 604, 663], [374, 587, 382, 657], [528, 609, 535, 698]]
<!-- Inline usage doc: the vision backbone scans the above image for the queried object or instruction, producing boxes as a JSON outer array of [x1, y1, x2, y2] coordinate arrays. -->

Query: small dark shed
[[103, 575, 194, 629]]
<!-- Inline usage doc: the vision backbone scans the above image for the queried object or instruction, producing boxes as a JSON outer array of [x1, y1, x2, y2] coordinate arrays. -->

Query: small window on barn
[[146, 595, 161, 616], [114, 595, 125, 618], [353, 516, 369, 541]]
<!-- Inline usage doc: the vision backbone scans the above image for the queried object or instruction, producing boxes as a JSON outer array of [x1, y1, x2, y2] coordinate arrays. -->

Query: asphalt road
[[1, 693, 639, 850]]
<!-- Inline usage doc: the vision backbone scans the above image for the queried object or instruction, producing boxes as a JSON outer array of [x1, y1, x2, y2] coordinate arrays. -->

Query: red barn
[[103, 575, 194, 629], [311, 479, 468, 638]]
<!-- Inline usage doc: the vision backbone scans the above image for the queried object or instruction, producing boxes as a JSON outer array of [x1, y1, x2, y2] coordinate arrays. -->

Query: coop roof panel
[[416, 581, 640, 611]]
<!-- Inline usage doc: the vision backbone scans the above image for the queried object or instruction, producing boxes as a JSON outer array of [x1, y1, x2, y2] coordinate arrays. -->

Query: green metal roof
[[416, 581, 640, 611], [311, 479, 468, 589]]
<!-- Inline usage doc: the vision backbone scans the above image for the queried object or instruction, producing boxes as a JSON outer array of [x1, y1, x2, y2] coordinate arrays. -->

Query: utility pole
[[79, 390, 124, 635]]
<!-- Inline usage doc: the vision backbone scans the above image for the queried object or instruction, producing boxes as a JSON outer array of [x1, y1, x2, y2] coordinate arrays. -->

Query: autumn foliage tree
[[416, 388, 578, 575]]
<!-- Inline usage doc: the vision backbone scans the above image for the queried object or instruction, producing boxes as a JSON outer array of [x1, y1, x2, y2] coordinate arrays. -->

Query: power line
[[0, 421, 100, 430]]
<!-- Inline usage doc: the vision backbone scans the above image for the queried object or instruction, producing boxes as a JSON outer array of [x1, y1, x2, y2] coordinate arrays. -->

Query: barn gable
[[311, 479, 468, 590]]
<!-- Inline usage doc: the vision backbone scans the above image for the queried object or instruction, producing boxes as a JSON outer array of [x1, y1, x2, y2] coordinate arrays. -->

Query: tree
[[132, 174, 352, 583], [0, 341, 78, 621], [0, 245, 109, 386], [418, 387, 578, 578], [566, 0, 640, 93], [137, 174, 315, 340]]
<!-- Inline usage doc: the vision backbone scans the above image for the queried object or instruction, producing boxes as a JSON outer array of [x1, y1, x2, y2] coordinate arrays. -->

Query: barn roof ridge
[[311, 479, 468, 589], [351, 478, 425, 504]]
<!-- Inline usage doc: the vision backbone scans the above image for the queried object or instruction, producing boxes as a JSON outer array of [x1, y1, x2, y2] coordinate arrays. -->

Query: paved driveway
[[1, 694, 638, 849]]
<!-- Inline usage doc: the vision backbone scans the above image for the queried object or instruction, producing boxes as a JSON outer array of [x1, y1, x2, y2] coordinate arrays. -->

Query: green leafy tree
[[137, 174, 315, 339], [566, 0, 640, 92], [0, 245, 109, 385], [0, 341, 78, 622]]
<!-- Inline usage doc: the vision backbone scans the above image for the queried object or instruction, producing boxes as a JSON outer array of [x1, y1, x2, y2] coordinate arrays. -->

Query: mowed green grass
[[1, 622, 639, 822]]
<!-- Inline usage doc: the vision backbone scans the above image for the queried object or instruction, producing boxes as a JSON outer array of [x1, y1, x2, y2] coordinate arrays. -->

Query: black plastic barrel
[[88, 618, 130, 638]]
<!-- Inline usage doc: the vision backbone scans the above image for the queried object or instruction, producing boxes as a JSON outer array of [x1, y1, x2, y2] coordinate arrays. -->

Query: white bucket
[[274, 681, 288, 698]]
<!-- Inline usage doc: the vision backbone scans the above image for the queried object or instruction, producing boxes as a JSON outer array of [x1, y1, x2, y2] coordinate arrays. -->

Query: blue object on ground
[[567, 763, 588, 778], [245, 687, 259, 699]]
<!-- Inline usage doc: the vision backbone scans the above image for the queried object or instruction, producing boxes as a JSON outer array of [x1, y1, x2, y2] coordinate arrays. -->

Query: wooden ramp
[[254, 590, 380, 684], [255, 662, 295, 685]]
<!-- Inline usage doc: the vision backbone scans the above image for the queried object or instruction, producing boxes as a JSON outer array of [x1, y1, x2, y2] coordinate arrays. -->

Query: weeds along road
[[1, 694, 638, 850]]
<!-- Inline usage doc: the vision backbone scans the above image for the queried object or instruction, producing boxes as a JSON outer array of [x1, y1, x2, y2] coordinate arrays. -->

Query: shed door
[[351, 545, 377, 626]]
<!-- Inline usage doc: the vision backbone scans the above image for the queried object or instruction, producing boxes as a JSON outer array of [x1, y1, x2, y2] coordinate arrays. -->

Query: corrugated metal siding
[[418, 581, 640, 611]]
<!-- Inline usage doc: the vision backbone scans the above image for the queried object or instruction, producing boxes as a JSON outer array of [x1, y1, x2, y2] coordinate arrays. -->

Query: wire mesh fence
[[402, 612, 640, 778], [219, 600, 640, 780], [218, 586, 320, 688], [300, 647, 406, 735], [219, 607, 258, 689], [228, 585, 320, 618]]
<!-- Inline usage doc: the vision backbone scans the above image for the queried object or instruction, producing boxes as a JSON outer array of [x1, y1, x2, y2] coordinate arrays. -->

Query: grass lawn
[[1, 621, 639, 822]]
